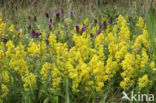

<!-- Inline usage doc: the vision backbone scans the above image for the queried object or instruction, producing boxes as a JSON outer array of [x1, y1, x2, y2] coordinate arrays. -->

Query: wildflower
[[48, 19, 52, 30], [75, 24, 79, 33], [81, 25, 86, 32], [0, 84, 9, 98], [136, 17, 144, 29], [31, 30, 37, 36], [150, 61, 155, 69], [84, 18, 88, 25], [40, 62, 52, 82], [140, 48, 148, 68], [97, 29, 101, 35], [120, 53, 136, 89], [44, 13, 50, 18], [109, 17, 113, 23], [70, 11, 74, 18], [61, 9, 64, 13], [138, 74, 149, 90], [31, 30, 41, 37], [102, 20, 107, 26], [90, 33, 94, 38], [2, 38, 8, 43], [55, 12, 61, 22], [22, 72, 37, 91], [68, 47, 71, 51], [5, 40, 15, 58], [0, 71, 9, 83]]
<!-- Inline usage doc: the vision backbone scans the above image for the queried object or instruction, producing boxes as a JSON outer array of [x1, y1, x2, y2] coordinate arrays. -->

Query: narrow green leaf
[[43, 97, 49, 103]]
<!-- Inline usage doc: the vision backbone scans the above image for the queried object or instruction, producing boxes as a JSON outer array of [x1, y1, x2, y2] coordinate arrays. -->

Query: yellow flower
[[138, 74, 149, 90], [40, 62, 52, 82], [83, 18, 88, 25], [5, 40, 15, 58], [0, 84, 9, 98], [150, 61, 155, 69], [22, 72, 37, 91], [27, 41, 40, 57], [38, 25, 40, 29], [117, 15, 130, 42], [0, 71, 9, 83], [140, 48, 148, 68], [136, 17, 144, 29], [96, 82, 104, 92]]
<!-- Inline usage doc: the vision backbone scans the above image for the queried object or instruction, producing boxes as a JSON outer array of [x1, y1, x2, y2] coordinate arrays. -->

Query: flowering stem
[[65, 78, 69, 103]]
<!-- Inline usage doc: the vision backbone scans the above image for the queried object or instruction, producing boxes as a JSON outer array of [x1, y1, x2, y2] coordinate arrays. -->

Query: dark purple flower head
[[55, 12, 61, 22], [3, 38, 8, 43], [75, 24, 79, 33], [102, 21, 107, 26], [109, 17, 113, 24], [31, 30, 41, 37], [73, 42, 75, 46], [31, 30, 37, 36], [99, 23, 103, 29], [97, 29, 101, 35], [99, 23, 102, 26], [68, 47, 71, 51], [57, 36, 59, 41], [44, 13, 50, 18], [81, 25, 86, 32], [48, 19, 52, 26], [75, 24, 79, 27], [90, 33, 94, 38], [70, 11, 74, 18], [61, 9, 64, 13], [55, 12, 61, 16]]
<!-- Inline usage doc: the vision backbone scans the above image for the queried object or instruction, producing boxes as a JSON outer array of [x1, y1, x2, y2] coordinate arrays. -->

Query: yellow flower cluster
[[136, 17, 144, 29], [0, 84, 9, 98], [22, 72, 37, 91], [0, 14, 155, 100], [138, 74, 149, 90], [40, 62, 52, 82], [120, 53, 136, 89], [28, 41, 46, 58], [117, 14, 130, 42]]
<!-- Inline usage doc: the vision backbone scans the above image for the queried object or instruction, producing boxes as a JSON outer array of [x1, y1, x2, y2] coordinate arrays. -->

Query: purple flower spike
[[55, 12, 61, 22], [75, 24, 79, 33], [57, 36, 59, 41], [3, 38, 8, 43], [31, 30, 41, 37], [55, 12, 60, 16], [109, 17, 113, 24], [48, 19, 52, 26], [97, 29, 101, 35], [68, 47, 71, 51], [99, 23, 102, 26], [70, 11, 74, 18], [31, 30, 37, 36], [81, 25, 86, 32], [73, 42, 75, 46], [61, 9, 64, 13], [44, 13, 50, 18], [75, 24, 79, 27], [90, 33, 94, 38], [103, 21, 107, 26]]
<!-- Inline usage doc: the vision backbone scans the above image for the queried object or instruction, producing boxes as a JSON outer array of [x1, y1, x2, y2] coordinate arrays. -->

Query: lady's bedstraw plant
[[0, 15, 155, 102]]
